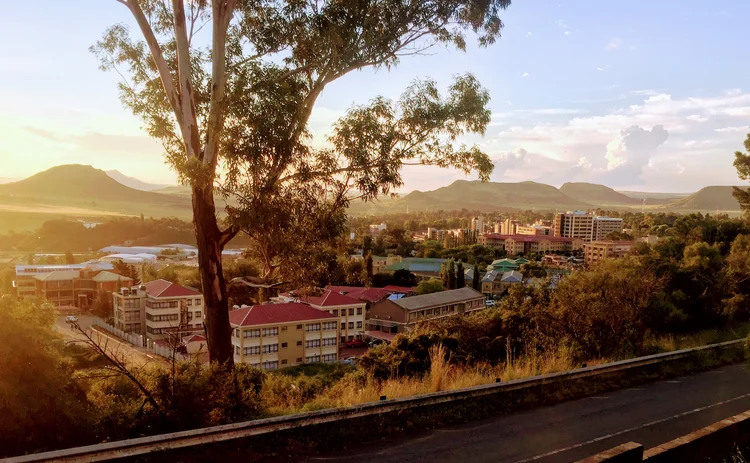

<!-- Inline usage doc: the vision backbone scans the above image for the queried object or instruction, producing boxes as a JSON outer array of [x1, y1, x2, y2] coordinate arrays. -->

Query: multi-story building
[[553, 211, 595, 241], [501, 219, 519, 235], [13, 262, 115, 299], [113, 279, 204, 341], [493, 222, 502, 233], [21, 265, 131, 309], [281, 289, 367, 343], [229, 303, 339, 370], [481, 270, 524, 296], [470, 216, 484, 233], [584, 241, 634, 265], [516, 224, 553, 236], [592, 216, 625, 240], [427, 228, 450, 242], [366, 287, 485, 337], [554, 212, 624, 242], [479, 234, 583, 255]]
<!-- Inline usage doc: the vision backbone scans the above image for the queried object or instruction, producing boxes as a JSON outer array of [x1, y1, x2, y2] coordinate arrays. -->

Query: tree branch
[[172, 0, 202, 159]]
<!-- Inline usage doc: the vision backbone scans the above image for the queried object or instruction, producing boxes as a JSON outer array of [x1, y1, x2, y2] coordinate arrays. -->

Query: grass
[[647, 323, 750, 353]]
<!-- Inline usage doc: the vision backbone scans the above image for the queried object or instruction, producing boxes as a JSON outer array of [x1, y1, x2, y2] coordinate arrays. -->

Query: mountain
[[153, 185, 192, 196], [0, 178, 17, 184], [0, 164, 192, 219], [666, 186, 745, 211], [618, 191, 689, 200], [105, 170, 171, 191], [348, 180, 591, 214], [560, 182, 641, 206]]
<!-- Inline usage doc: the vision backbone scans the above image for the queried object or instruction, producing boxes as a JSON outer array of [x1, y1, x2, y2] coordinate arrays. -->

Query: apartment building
[[516, 224, 553, 236], [366, 287, 485, 336], [481, 270, 524, 296], [229, 303, 339, 370], [427, 227, 450, 242], [554, 212, 624, 242], [584, 241, 634, 265], [17, 265, 131, 309], [501, 219, 519, 235], [592, 216, 625, 240], [113, 279, 204, 340], [470, 216, 484, 233], [280, 289, 367, 343]]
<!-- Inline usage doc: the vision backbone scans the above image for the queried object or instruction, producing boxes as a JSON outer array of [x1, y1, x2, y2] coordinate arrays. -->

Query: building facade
[[584, 241, 634, 265], [554, 212, 624, 242], [113, 279, 204, 341], [516, 224, 553, 236], [592, 216, 625, 240], [13, 262, 116, 300], [481, 270, 524, 296], [229, 303, 339, 370], [479, 234, 583, 255], [366, 287, 485, 336], [277, 289, 367, 343]]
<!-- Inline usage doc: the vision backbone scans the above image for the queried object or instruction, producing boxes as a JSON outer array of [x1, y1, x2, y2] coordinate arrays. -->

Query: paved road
[[301, 363, 750, 463]]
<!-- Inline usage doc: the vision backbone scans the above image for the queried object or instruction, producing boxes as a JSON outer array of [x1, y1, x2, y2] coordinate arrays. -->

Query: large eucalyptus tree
[[95, 0, 511, 365]]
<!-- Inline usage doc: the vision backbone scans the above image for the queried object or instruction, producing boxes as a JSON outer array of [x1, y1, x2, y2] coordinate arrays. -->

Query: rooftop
[[327, 286, 397, 303], [33, 270, 80, 282], [483, 233, 578, 243], [92, 271, 133, 283], [144, 279, 202, 298], [392, 287, 484, 311], [229, 303, 337, 326], [298, 289, 362, 307]]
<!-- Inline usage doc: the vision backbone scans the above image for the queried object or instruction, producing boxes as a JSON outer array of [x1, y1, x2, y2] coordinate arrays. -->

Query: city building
[[113, 279, 204, 341], [369, 223, 387, 235], [501, 219, 519, 235], [278, 289, 366, 343], [516, 224, 553, 236], [427, 227, 450, 242], [13, 262, 115, 299], [584, 241, 634, 265], [479, 234, 584, 255], [553, 212, 624, 242], [493, 222, 502, 233], [592, 216, 625, 240], [17, 264, 131, 309], [481, 270, 525, 296], [229, 303, 339, 370], [470, 216, 484, 233], [366, 287, 485, 338]]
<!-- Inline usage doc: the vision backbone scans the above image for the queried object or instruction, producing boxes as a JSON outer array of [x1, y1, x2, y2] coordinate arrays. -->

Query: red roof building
[[144, 279, 202, 298], [229, 302, 336, 327]]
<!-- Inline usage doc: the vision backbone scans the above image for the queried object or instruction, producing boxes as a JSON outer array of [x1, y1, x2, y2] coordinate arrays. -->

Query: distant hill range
[[0, 165, 746, 233], [105, 170, 171, 191]]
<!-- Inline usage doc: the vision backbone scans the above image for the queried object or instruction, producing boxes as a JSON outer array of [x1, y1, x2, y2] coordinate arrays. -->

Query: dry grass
[[647, 323, 750, 353], [261, 345, 600, 415]]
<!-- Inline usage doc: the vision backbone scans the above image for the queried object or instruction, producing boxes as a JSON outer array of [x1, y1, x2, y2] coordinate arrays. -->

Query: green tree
[[472, 266, 481, 290], [724, 234, 750, 320], [94, 0, 509, 365], [520, 262, 547, 279], [447, 259, 457, 289], [392, 269, 417, 288], [64, 250, 76, 265], [416, 279, 445, 295], [365, 253, 374, 279], [113, 260, 141, 285], [732, 132, 750, 213], [456, 261, 465, 287]]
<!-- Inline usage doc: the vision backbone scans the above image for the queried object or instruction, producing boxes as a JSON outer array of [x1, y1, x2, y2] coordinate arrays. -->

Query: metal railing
[[92, 318, 145, 348], [2, 338, 745, 463]]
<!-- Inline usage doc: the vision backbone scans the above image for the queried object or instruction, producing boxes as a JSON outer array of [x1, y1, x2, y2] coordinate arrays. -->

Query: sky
[[1, 0, 749, 193]]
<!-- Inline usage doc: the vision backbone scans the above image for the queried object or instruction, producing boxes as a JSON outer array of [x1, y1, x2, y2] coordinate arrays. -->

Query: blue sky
[[1, 0, 749, 192]]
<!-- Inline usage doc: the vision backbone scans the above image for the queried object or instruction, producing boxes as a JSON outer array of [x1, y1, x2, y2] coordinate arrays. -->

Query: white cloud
[[604, 125, 669, 176], [564, 31, 571, 36], [596, 67, 605, 72], [686, 114, 708, 122], [715, 126, 748, 133], [526, 31, 532, 37], [521, 72, 529, 78], [606, 38, 622, 51]]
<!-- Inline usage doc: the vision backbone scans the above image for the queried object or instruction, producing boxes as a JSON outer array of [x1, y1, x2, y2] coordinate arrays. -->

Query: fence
[[91, 318, 144, 347], [3, 338, 745, 463]]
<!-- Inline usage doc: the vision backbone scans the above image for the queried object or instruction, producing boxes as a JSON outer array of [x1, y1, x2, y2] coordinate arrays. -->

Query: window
[[322, 353, 337, 362], [261, 361, 278, 370], [196, 299, 202, 306], [305, 355, 321, 363], [281, 342, 288, 348], [187, 299, 193, 306], [235, 346, 240, 355], [348, 322, 354, 329], [262, 344, 279, 354], [281, 326, 287, 331], [234, 329, 240, 338], [146, 313, 179, 322], [356, 321, 363, 329], [281, 359, 288, 365], [305, 339, 321, 348], [194, 311, 201, 318], [262, 327, 278, 337], [296, 324, 303, 330], [331, 309, 338, 316], [322, 337, 336, 346], [348, 308, 354, 316], [340, 322, 346, 330], [187, 312, 193, 321], [124, 311, 140, 322], [244, 346, 260, 355], [357, 307, 363, 315], [305, 323, 321, 332], [243, 329, 261, 338], [296, 357, 303, 363], [296, 341, 302, 346], [322, 321, 337, 331], [146, 300, 179, 309]]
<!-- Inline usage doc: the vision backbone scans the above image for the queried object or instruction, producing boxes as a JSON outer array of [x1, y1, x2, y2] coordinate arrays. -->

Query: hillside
[[0, 165, 193, 225], [348, 180, 591, 215], [666, 186, 745, 211], [106, 170, 171, 191], [560, 182, 640, 206]]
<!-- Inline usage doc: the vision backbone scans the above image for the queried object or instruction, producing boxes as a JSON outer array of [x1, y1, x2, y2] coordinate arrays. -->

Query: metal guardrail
[[3, 338, 745, 463]]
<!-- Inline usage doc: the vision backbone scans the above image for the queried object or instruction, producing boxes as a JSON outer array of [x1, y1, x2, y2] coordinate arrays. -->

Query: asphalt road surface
[[301, 363, 750, 463]]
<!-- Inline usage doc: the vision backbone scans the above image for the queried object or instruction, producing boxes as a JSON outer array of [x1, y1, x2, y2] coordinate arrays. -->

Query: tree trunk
[[192, 185, 233, 366]]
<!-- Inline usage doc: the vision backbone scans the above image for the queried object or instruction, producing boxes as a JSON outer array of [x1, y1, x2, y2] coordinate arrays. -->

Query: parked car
[[344, 339, 366, 348], [484, 299, 496, 307], [369, 339, 385, 347], [342, 356, 359, 366], [65, 316, 79, 324]]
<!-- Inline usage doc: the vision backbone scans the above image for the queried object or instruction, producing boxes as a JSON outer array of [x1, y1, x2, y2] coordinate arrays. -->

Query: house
[[366, 287, 485, 338], [230, 303, 339, 370], [481, 270, 523, 296], [182, 334, 207, 354], [113, 279, 204, 341]]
